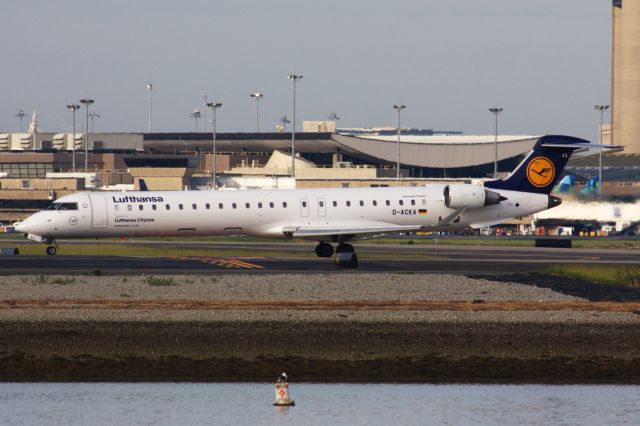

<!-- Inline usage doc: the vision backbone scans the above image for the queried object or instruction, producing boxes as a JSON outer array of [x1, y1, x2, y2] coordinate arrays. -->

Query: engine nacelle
[[443, 184, 504, 209]]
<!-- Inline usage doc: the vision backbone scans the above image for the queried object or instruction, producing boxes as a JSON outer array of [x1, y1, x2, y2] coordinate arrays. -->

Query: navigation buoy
[[273, 372, 295, 406]]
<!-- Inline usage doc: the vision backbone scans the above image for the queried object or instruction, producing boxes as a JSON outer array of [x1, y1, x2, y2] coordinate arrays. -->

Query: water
[[0, 383, 638, 426]]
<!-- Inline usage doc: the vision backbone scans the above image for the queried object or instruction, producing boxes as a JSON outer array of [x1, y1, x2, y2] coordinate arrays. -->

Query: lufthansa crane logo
[[526, 156, 555, 188]]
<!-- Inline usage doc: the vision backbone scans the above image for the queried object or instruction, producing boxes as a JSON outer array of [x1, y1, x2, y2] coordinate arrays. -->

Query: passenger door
[[90, 193, 108, 228]]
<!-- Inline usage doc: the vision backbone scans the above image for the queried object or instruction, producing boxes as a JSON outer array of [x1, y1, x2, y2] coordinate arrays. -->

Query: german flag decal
[[418, 209, 428, 215]]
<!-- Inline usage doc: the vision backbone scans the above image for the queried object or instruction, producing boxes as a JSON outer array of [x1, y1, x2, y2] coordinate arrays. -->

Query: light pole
[[190, 109, 201, 132], [67, 104, 80, 172], [280, 116, 291, 132], [80, 99, 94, 172], [489, 107, 503, 177], [288, 74, 302, 179], [250, 92, 263, 132], [15, 110, 25, 132], [206, 102, 222, 189], [594, 104, 610, 191], [147, 82, 153, 132], [89, 112, 100, 133], [393, 104, 406, 186]]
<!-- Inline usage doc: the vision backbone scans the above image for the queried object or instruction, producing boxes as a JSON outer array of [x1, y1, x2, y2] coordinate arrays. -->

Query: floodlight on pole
[[250, 92, 263, 132], [594, 104, 610, 191], [15, 110, 26, 132], [287, 74, 302, 179], [393, 104, 406, 186], [80, 99, 94, 172], [190, 109, 201, 132], [147, 82, 153, 133], [206, 101, 222, 189], [66, 104, 81, 172], [489, 107, 504, 177], [89, 112, 100, 133]]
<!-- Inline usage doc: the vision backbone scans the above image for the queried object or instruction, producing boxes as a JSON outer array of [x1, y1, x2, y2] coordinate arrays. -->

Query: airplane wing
[[281, 208, 469, 240]]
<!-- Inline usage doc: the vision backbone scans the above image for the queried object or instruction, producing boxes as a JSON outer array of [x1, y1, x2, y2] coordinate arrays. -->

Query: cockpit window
[[44, 202, 78, 211], [58, 202, 78, 210]]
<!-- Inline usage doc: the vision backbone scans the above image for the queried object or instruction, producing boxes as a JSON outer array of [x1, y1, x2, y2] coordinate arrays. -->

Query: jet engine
[[443, 184, 505, 209]]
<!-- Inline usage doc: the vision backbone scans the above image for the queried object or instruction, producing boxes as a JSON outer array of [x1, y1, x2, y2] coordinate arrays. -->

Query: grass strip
[[540, 265, 640, 288]]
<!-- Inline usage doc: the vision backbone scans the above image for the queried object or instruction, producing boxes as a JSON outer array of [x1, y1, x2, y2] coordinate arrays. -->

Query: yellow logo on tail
[[526, 156, 555, 188]]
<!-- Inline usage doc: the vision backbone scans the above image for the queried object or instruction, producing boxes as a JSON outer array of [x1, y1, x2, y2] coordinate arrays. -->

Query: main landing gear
[[314, 242, 358, 268]]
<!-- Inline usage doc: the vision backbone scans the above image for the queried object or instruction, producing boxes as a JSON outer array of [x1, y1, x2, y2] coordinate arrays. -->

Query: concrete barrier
[[535, 238, 572, 248]]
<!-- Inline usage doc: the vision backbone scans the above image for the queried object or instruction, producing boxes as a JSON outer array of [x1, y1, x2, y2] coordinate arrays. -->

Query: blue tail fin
[[139, 179, 149, 191], [485, 135, 590, 194]]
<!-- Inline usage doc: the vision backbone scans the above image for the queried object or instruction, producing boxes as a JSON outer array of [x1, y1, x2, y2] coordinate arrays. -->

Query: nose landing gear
[[44, 239, 58, 256]]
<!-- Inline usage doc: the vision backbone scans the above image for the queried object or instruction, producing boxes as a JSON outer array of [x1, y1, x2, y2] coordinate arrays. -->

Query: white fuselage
[[17, 186, 550, 242]]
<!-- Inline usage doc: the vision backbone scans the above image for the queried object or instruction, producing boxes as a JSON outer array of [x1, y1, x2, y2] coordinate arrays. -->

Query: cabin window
[[245, 202, 250, 209], [359, 201, 364, 206], [342, 182, 350, 188], [302, 201, 307, 208], [422, 199, 426, 206], [232, 203, 237, 209], [139, 205, 144, 211], [114, 205, 119, 212], [386, 200, 390, 206], [179, 204, 183, 210], [346, 201, 351, 207], [166, 204, 170, 210], [399, 200, 403, 206], [269, 202, 274, 208], [192, 204, 197, 210], [283, 202, 287, 208], [152, 205, 157, 211], [411, 199, 416, 206], [319, 201, 324, 207], [332, 201, 337, 207], [373, 200, 377, 206], [258, 202, 263, 208], [127, 205, 132, 211], [205, 203, 210, 209], [219, 203, 223, 209]]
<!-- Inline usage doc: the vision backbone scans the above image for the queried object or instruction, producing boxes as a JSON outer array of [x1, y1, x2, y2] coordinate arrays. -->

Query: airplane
[[14, 135, 618, 267]]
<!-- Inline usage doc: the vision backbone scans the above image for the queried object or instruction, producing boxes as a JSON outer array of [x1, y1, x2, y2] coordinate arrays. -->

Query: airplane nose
[[15, 220, 29, 234]]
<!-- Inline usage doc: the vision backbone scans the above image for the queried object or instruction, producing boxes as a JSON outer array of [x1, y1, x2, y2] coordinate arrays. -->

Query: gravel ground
[[0, 273, 584, 302]]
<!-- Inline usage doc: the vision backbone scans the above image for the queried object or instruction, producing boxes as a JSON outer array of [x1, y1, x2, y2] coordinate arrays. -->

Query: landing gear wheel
[[335, 251, 358, 269], [46, 246, 57, 256], [315, 242, 334, 258], [336, 243, 354, 254]]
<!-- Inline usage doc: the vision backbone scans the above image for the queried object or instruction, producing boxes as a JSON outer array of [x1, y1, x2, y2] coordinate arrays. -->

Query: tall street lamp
[[250, 92, 263, 132], [206, 102, 222, 189], [393, 104, 406, 186], [288, 74, 302, 179], [147, 82, 153, 132], [489, 107, 503, 177], [67, 104, 80, 172], [80, 99, 94, 172], [89, 112, 100, 133], [190, 109, 201, 132], [594, 104, 610, 191], [15, 110, 25, 132]]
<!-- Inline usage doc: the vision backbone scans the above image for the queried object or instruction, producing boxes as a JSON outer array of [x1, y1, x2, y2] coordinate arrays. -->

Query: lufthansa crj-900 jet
[[15, 136, 614, 267]]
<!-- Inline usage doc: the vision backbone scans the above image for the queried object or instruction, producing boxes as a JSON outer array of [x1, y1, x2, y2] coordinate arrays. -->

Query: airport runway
[[0, 242, 637, 275]]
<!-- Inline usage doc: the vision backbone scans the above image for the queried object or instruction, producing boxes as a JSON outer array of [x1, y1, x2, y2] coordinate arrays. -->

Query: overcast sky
[[1, 0, 611, 141]]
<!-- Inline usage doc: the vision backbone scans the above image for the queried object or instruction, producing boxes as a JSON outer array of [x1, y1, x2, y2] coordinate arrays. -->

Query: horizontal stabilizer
[[540, 143, 623, 149]]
